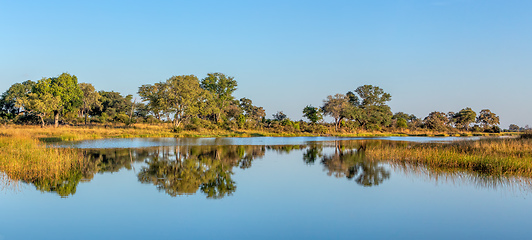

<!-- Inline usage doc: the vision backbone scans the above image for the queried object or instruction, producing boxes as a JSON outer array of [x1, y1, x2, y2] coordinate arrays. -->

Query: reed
[[366, 138, 532, 177], [0, 134, 86, 185]]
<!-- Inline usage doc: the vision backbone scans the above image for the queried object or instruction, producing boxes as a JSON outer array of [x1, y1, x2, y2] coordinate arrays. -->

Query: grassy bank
[[0, 123, 515, 142], [366, 138, 532, 177]]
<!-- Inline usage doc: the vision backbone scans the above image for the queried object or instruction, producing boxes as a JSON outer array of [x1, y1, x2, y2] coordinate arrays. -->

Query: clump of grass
[[0, 135, 86, 186], [366, 138, 532, 177]]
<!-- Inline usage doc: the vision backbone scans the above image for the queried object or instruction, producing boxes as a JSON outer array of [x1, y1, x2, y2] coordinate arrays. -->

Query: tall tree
[[476, 109, 500, 129], [16, 92, 61, 127], [239, 97, 265, 123], [452, 107, 476, 131], [79, 83, 101, 125], [33, 73, 83, 127], [347, 85, 392, 129], [200, 73, 237, 122], [423, 111, 449, 131], [166, 75, 211, 127], [138, 82, 168, 120], [0, 80, 35, 116], [322, 94, 356, 131]]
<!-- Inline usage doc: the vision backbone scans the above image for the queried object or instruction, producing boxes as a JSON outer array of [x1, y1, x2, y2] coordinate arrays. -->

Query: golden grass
[[0, 135, 87, 187], [366, 138, 532, 177]]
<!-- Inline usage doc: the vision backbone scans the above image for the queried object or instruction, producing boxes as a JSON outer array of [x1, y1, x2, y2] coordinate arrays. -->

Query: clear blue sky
[[1, 0, 531, 128]]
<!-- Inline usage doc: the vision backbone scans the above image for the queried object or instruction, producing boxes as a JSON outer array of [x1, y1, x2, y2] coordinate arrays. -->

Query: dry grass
[[0, 135, 86, 184], [366, 138, 532, 177]]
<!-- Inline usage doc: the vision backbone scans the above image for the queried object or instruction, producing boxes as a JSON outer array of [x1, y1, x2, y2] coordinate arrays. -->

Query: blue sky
[[1, 0, 531, 128]]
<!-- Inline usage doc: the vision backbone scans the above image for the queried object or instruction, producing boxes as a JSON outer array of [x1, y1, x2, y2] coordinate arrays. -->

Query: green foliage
[[396, 118, 408, 129], [452, 107, 476, 131], [138, 82, 168, 120], [0, 80, 35, 116], [79, 83, 101, 124], [423, 111, 448, 131], [321, 93, 356, 131], [302, 105, 323, 124], [201, 73, 238, 122], [16, 92, 61, 127], [273, 111, 287, 121], [348, 85, 392, 129], [164, 75, 212, 127], [476, 109, 500, 129]]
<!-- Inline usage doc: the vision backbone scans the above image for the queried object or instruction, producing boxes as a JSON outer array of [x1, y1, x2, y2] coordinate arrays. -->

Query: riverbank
[[0, 123, 514, 142]]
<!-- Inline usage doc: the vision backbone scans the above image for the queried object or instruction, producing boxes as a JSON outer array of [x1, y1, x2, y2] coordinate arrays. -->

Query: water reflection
[[2, 139, 532, 198], [137, 145, 265, 199], [319, 142, 390, 187]]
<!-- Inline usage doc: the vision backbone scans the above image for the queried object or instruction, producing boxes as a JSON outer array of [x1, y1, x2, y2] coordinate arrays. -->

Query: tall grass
[[365, 138, 532, 177], [0, 134, 87, 190]]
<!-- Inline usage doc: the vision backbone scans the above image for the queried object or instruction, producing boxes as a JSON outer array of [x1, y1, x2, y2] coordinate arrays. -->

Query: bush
[[484, 126, 501, 133], [114, 113, 129, 123]]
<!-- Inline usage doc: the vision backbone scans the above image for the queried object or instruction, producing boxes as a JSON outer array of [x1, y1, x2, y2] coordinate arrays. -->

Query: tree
[[322, 94, 356, 131], [0, 80, 35, 117], [423, 111, 448, 131], [138, 82, 168, 120], [347, 85, 392, 129], [16, 92, 61, 127], [302, 105, 323, 124], [79, 83, 101, 125], [509, 124, 520, 132], [166, 75, 211, 127], [33, 73, 83, 127], [453, 107, 476, 131], [239, 97, 265, 124], [272, 111, 287, 121], [476, 109, 500, 129], [200, 73, 238, 122], [93, 91, 133, 121], [392, 112, 417, 122]]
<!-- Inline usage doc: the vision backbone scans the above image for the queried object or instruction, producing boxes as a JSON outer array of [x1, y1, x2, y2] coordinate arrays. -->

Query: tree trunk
[[40, 115, 45, 128], [54, 111, 60, 128]]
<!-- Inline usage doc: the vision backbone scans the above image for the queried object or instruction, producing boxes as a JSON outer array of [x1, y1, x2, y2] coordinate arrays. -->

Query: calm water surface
[[1, 137, 531, 240]]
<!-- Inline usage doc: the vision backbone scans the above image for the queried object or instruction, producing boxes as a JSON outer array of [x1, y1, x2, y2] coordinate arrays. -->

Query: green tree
[[272, 111, 287, 121], [476, 109, 500, 129], [396, 118, 408, 129], [0, 80, 35, 117], [423, 111, 448, 131], [138, 82, 168, 121], [239, 97, 265, 125], [200, 73, 238, 122], [92, 91, 133, 121], [302, 105, 323, 124], [166, 75, 212, 127], [322, 94, 356, 131], [347, 85, 392, 129], [16, 92, 61, 127], [453, 107, 476, 131], [33, 73, 83, 127], [509, 124, 520, 132], [79, 83, 101, 125]]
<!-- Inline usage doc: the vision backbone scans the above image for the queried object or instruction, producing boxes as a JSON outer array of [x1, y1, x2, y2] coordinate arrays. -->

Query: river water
[[1, 137, 530, 240]]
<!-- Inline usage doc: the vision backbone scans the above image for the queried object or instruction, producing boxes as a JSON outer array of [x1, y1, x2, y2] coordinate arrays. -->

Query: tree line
[[0, 72, 512, 133]]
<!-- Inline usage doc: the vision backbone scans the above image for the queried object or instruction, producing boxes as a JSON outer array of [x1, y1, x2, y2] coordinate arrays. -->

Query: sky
[[1, 0, 531, 128]]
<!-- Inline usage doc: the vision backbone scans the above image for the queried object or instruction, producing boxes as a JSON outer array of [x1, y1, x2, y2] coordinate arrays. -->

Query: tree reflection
[[137, 145, 265, 199], [317, 141, 391, 187]]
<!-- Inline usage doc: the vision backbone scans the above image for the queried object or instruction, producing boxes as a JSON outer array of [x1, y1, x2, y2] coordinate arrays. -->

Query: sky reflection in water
[[1, 138, 531, 240]]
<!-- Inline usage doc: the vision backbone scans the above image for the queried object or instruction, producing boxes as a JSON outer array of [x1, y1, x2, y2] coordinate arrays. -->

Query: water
[[1, 137, 531, 240]]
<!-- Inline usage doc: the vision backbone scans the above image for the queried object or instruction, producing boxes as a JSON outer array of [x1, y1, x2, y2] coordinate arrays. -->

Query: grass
[[0, 134, 87, 191], [365, 138, 532, 177]]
